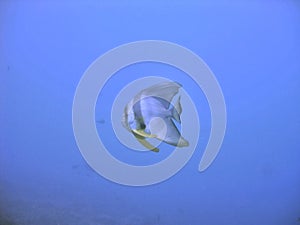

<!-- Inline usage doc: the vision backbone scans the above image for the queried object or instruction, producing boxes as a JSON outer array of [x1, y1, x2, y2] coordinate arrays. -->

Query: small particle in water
[[96, 119, 105, 124], [72, 164, 79, 169]]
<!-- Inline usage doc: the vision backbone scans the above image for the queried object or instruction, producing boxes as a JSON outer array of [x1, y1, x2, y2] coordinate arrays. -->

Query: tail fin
[[171, 96, 182, 123]]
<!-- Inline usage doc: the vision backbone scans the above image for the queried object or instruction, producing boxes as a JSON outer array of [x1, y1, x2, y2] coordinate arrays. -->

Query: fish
[[122, 81, 189, 152]]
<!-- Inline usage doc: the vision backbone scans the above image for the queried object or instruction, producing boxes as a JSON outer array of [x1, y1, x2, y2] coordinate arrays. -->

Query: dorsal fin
[[135, 82, 182, 109]]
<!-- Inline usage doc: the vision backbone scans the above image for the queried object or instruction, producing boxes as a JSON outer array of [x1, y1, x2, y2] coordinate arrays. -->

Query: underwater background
[[1, 1, 300, 225]]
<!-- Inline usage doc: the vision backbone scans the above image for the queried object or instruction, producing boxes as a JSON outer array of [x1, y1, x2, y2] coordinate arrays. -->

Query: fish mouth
[[121, 105, 131, 132]]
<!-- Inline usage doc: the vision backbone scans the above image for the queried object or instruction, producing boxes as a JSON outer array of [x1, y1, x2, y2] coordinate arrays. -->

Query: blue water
[[1, 1, 300, 225]]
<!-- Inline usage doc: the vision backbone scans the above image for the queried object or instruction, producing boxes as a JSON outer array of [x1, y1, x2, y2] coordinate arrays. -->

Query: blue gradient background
[[1, 1, 300, 225]]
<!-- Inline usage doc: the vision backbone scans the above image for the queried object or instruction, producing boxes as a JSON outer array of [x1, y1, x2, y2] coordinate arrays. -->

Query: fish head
[[128, 114, 138, 130], [121, 104, 132, 131], [122, 102, 145, 131]]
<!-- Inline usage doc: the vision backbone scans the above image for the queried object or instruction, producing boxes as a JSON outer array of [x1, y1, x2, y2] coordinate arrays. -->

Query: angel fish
[[121, 82, 189, 152]]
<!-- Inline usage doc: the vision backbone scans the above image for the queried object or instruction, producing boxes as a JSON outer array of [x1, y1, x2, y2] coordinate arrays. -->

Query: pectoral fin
[[132, 131, 159, 152]]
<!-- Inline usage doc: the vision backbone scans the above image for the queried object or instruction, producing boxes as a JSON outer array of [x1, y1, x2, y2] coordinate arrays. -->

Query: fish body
[[122, 82, 189, 152]]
